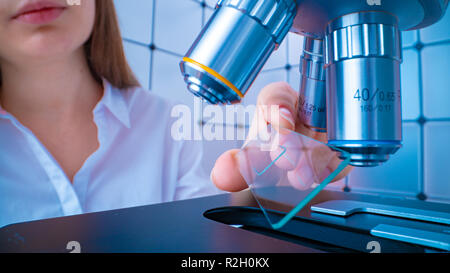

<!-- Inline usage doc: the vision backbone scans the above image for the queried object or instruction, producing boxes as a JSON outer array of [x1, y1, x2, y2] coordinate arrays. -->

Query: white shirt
[[0, 80, 220, 228]]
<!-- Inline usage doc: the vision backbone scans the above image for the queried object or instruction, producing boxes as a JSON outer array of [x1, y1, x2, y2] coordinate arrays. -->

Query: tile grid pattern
[[115, 0, 450, 203]]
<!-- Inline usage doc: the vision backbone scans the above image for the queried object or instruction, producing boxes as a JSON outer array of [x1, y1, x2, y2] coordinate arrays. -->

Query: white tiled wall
[[422, 44, 450, 119], [424, 122, 450, 203], [153, 0, 202, 55], [115, 0, 450, 203], [115, 0, 153, 44], [122, 41, 151, 88]]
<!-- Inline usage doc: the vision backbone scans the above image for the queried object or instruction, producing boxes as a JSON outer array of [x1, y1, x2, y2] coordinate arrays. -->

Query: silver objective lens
[[298, 37, 326, 133], [325, 11, 403, 167], [180, 0, 297, 104]]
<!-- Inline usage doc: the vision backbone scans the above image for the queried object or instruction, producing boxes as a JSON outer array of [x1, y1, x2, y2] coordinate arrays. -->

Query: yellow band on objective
[[182, 57, 244, 98]]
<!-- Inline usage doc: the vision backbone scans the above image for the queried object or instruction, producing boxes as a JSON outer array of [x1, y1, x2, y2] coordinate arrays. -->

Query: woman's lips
[[12, 2, 66, 25]]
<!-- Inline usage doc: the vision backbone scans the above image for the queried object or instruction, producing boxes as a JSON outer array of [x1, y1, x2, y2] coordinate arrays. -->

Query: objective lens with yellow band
[[181, 57, 244, 99], [179, 0, 297, 105]]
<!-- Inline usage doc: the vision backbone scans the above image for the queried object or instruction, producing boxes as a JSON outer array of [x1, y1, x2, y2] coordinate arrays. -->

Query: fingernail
[[279, 107, 295, 128]]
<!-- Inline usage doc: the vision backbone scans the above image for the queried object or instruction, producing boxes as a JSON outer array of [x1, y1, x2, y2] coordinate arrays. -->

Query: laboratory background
[[114, 0, 450, 204]]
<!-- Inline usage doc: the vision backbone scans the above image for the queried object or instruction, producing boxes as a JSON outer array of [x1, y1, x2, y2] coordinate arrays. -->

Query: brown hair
[[85, 0, 140, 89]]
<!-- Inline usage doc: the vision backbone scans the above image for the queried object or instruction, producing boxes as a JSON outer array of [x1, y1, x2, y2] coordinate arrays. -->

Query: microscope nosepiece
[[180, 0, 297, 104], [325, 11, 403, 167]]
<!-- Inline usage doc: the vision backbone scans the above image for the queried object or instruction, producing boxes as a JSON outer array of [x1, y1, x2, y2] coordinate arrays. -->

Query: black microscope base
[[1, 189, 448, 253]]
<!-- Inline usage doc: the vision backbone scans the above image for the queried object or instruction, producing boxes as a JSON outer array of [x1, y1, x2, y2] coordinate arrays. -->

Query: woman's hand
[[211, 81, 353, 192]]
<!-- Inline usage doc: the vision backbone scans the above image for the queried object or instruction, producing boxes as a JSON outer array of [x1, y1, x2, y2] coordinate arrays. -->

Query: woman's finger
[[286, 143, 354, 189], [256, 81, 298, 132], [212, 81, 353, 193], [211, 149, 248, 192], [270, 132, 302, 171]]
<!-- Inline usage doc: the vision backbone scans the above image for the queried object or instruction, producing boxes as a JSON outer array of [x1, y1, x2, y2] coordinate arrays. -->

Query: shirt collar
[[97, 79, 131, 129]]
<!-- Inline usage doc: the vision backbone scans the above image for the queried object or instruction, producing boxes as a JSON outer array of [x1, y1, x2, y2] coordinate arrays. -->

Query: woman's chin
[[18, 36, 81, 61]]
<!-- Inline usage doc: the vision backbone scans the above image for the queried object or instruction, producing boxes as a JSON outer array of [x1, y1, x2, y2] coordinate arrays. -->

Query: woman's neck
[[0, 47, 103, 120]]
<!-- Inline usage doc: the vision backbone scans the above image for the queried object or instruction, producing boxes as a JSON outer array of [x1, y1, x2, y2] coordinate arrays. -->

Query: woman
[[0, 0, 351, 228]]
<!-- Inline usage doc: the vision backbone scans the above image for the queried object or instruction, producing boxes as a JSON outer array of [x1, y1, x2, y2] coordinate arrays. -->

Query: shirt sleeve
[[173, 139, 223, 201]]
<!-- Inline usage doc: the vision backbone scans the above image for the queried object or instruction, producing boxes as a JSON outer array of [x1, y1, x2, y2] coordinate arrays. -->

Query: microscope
[[180, 0, 449, 167], [2, 0, 450, 254]]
